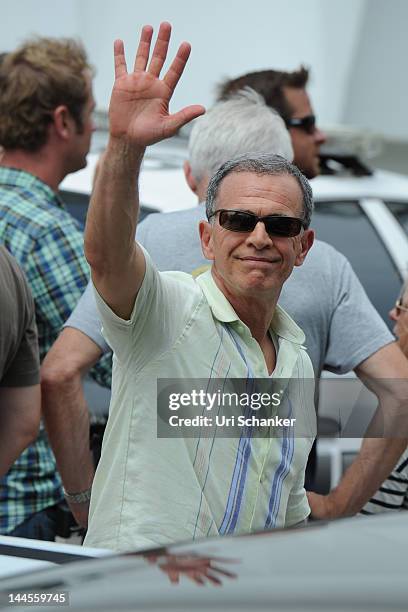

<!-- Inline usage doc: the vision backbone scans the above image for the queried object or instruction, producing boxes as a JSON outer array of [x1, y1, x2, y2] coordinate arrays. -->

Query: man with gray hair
[[44, 34, 407, 531], [41, 76, 299, 528], [83, 23, 316, 551], [184, 87, 293, 197]]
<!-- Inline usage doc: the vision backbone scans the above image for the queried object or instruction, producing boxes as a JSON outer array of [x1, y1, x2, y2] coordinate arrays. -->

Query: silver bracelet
[[63, 486, 92, 504]]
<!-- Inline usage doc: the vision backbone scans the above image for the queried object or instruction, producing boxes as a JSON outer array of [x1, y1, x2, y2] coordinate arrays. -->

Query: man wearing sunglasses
[[45, 59, 408, 530], [83, 23, 317, 551], [217, 67, 326, 180]]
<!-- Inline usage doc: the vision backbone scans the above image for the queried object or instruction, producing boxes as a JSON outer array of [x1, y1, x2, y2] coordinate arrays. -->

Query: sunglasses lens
[[289, 115, 316, 134], [264, 217, 303, 237], [303, 116, 316, 133], [217, 211, 303, 237], [218, 211, 256, 232]]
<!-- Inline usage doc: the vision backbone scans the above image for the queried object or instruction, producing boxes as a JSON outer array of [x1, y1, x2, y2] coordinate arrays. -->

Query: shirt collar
[[0, 166, 64, 209], [196, 268, 305, 345]]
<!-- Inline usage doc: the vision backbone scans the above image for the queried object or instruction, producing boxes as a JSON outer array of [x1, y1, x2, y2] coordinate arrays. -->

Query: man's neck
[[1, 149, 63, 192], [229, 295, 277, 342], [211, 269, 279, 342]]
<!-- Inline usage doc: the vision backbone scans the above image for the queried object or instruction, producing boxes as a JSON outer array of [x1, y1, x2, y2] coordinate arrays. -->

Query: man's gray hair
[[188, 88, 293, 181], [206, 153, 314, 228]]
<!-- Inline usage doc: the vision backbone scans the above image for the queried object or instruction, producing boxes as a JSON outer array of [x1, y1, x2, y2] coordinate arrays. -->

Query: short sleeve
[[64, 281, 110, 353], [1, 305, 40, 387], [285, 467, 310, 527], [0, 250, 40, 387], [93, 247, 200, 370], [324, 258, 394, 374]]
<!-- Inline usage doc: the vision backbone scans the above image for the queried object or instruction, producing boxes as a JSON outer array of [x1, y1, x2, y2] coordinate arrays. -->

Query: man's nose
[[246, 221, 273, 248], [389, 306, 398, 322], [314, 127, 327, 145]]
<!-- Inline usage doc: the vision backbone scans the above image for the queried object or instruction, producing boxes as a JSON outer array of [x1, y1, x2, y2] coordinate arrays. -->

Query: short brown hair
[[216, 67, 309, 124], [0, 37, 92, 152]]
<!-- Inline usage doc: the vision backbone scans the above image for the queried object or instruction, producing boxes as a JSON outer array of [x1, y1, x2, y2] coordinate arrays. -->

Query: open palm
[[109, 22, 205, 146]]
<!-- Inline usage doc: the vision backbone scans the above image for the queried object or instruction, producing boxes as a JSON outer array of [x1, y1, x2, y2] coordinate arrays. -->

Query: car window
[[312, 201, 401, 328], [60, 190, 158, 229], [384, 201, 408, 235]]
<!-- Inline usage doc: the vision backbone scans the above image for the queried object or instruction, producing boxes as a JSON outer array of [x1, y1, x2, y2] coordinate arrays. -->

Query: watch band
[[63, 486, 92, 504]]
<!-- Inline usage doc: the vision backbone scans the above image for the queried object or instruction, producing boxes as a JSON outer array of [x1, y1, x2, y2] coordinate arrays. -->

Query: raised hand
[[109, 22, 205, 146]]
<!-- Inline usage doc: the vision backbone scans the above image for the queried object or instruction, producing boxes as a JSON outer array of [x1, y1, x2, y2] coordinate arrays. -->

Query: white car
[[1, 513, 407, 611]]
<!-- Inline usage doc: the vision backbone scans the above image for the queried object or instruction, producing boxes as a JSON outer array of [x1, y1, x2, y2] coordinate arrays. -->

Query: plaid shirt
[[0, 167, 111, 533]]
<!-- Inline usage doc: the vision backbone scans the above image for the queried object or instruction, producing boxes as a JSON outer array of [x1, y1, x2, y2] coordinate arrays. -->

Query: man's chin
[[68, 156, 88, 176], [300, 156, 321, 180], [237, 274, 280, 295], [311, 156, 322, 179]]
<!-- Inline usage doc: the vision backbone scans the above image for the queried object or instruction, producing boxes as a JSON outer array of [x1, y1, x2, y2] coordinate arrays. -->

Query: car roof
[[1, 513, 407, 611], [60, 153, 408, 214], [312, 169, 408, 202]]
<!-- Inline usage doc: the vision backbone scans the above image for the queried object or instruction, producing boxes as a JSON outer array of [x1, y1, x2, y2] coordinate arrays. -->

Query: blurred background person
[[0, 36, 110, 539], [217, 68, 326, 180]]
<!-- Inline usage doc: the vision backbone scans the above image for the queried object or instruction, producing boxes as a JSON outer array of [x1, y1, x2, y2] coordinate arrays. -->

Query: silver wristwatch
[[63, 486, 92, 504]]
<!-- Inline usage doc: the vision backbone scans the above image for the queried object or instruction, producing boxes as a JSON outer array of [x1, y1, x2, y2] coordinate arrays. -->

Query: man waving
[[84, 23, 315, 552]]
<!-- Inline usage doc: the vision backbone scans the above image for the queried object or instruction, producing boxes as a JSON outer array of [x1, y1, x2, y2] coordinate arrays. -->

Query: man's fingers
[[133, 25, 154, 72], [114, 40, 127, 79], [148, 21, 171, 77], [163, 42, 191, 95], [204, 572, 222, 586]]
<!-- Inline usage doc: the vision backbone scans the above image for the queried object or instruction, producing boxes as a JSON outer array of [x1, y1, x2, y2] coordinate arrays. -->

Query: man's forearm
[[323, 343, 408, 517], [84, 139, 144, 276], [42, 375, 94, 491], [311, 437, 408, 519], [42, 373, 94, 526], [84, 139, 147, 320], [0, 386, 41, 478], [0, 426, 37, 478], [41, 328, 108, 527]]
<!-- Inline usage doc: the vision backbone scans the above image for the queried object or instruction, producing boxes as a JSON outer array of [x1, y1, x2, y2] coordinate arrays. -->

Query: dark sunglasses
[[208, 209, 305, 237], [286, 114, 316, 135]]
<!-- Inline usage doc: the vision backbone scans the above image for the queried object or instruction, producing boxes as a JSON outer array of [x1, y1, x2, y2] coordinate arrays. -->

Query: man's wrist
[[324, 488, 348, 519], [106, 136, 145, 166], [63, 486, 92, 505]]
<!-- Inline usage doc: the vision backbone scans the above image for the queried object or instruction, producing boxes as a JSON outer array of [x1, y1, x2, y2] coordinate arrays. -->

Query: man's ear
[[199, 220, 215, 261], [52, 105, 72, 140], [183, 160, 198, 194], [295, 229, 315, 266]]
